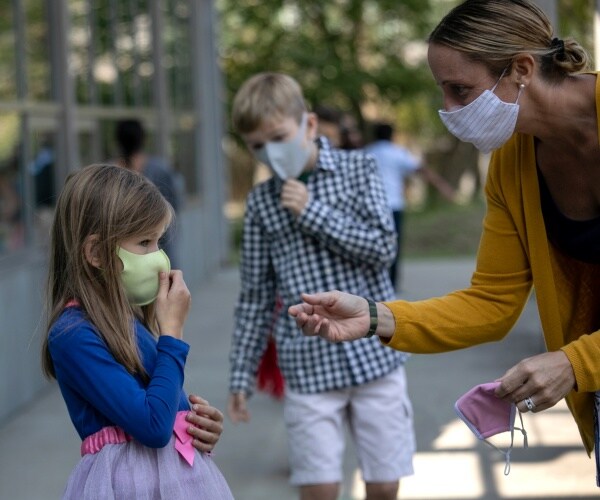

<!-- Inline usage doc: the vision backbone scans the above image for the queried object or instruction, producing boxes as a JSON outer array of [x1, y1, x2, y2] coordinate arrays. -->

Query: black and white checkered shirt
[[229, 137, 409, 396]]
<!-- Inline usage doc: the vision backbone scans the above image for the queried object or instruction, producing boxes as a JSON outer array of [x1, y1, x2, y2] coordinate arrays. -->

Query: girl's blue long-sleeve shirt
[[48, 306, 190, 448]]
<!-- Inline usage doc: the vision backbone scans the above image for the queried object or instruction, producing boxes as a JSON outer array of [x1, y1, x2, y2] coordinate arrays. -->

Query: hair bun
[[550, 37, 566, 60]]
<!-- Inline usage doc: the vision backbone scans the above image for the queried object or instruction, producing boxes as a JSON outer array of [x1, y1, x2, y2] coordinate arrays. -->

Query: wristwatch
[[364, 297, 378, 338]]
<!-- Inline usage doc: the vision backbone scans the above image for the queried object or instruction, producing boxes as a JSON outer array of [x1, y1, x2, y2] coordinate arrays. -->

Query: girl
[[42, 164, 233, 499]]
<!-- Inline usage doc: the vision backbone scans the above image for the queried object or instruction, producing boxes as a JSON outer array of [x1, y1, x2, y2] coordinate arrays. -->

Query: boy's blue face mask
[[455, 381, 528, 475]]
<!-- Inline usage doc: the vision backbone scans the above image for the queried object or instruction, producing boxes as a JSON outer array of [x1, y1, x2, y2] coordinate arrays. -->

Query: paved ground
[[0, 257, 598, 499]]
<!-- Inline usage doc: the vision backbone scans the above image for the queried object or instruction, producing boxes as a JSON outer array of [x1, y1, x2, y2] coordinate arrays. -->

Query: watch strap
[[364, 298, 378, 338]]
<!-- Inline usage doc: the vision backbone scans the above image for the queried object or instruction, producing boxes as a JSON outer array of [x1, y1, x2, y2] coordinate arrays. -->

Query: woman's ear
[[511, 53, 535, 87], [83, 235, 102, 269]]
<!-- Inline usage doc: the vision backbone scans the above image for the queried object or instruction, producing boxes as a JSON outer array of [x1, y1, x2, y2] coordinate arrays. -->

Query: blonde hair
[[231, 72, 307, 134], [429, 0, 590, 81], [42, 164, 174, 380]]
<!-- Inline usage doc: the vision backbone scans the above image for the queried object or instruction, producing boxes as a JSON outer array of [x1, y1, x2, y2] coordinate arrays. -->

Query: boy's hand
[[186, 394, 224, 453], [227, 392, 250, 423], [281, 179, 309, 216]]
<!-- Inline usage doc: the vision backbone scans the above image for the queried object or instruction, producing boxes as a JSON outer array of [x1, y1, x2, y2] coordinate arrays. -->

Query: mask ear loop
[[506, 410, 529, 475], [490, 65, 510, 93], [490, 64, 525, 107], [482, 409, 528, 476], [515, 83, 526, 104]]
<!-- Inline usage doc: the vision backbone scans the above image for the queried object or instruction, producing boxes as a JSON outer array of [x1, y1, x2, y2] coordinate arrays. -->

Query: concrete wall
[[0, 252, 48, 423]]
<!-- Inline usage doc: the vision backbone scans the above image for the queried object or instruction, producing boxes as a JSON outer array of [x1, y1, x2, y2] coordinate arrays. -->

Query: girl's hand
[[186, 395, 224, 453], [155, 270, 191, 339]]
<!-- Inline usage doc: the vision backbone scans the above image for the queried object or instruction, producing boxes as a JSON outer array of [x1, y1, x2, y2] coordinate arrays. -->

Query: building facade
[[0, 0, 228, 423]]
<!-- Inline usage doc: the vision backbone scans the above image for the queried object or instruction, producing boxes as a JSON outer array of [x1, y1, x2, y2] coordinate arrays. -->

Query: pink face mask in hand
[[455, 381, 528, 475]]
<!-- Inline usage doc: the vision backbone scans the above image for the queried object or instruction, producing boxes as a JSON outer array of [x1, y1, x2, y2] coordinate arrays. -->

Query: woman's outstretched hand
[[288, 290, 394, 342]]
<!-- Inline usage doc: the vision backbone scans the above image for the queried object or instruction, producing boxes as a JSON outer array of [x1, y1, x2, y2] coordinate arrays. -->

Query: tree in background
[[218, 0, 434, 125], [217, 0, 450, 202], [559, 0, 594, 50], [216, 0, 596, 206]]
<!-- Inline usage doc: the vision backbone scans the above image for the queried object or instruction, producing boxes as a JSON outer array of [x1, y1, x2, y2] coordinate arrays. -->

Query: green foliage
[[559, 0, 594, 56], [404, 198, 486, 258], [216, 0, 441, 137], [216, 0, 598, 142], [216, 0, 600, 210]]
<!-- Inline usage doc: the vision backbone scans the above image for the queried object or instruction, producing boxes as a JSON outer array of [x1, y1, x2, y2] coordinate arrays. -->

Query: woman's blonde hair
[[42, 164, 174, 380], [231, 72, 307, 134], [429, 0, 590, 81]]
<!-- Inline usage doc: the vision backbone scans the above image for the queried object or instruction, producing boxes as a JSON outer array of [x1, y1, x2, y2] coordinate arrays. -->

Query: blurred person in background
[[314, 104, 343, 148], [339, 112, 364, 150], [29, 136, 57, 246], [366, 122, 455, 292], [0, 153, 23, 252], [30, 136, 56, 209], [115, 119, 184, 268]]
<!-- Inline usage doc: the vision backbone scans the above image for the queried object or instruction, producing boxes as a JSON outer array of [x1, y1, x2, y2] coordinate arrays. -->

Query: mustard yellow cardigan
[[384, 76, 600, 455]]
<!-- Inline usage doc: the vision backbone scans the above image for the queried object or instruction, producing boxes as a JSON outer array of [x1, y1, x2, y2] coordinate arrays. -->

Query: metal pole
[[86, 0, 98, 104], [127, 0, 141, 106], [595, 0, 600, 70], [12, 0, 34, 244], [190, 0, 229, 270], [150, 0, 169, 158], [49, 1, 79, 176], [109, 0, 124, 105]]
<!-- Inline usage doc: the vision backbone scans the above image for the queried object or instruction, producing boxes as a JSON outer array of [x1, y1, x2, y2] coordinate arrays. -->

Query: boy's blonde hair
[[42, 164, 174, 380], [232, 72, 307, 134]]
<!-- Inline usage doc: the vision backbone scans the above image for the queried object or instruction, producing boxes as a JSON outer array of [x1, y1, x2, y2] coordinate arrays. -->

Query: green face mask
[[117, 247, 171, 306]]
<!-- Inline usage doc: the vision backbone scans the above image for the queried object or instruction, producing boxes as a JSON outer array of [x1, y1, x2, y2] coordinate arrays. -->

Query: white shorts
[[283, 366, 415, 486]]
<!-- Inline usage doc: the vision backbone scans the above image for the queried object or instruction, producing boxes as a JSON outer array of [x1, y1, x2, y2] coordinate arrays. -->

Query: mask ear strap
[[515, 83, 526, 104], [481, 439, 512, 474], [483, 409, 529, 476], [491, 65, 510, 92], [505, 410, 529, 475], [514, 410, 529, 448]]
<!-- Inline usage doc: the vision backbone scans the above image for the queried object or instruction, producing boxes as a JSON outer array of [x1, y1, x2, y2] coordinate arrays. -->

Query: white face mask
[[438, 69, 524, 154], [254, 113, 311, 180]]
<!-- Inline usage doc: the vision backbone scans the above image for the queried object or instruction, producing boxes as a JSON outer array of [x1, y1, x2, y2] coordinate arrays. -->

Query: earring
[[519, 83, 525, 89]]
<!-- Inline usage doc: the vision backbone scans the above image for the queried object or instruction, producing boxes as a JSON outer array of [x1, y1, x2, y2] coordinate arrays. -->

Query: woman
[[289, 0, 600, 481]]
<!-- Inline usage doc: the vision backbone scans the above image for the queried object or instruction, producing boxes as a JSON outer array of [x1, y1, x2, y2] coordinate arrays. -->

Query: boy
[[228, 72, 415, 500]]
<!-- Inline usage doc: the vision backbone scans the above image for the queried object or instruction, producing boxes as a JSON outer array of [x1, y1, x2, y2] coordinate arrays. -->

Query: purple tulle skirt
[[62, 433, 234, 499]]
